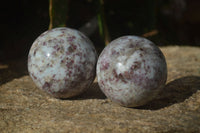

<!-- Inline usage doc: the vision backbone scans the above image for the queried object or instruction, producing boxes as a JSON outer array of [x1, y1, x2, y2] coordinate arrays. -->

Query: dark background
[[0, 0, 200, 61]]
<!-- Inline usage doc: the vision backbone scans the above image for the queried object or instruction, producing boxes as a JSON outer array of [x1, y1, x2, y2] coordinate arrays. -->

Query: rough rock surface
[[0, 46, 200, 133]]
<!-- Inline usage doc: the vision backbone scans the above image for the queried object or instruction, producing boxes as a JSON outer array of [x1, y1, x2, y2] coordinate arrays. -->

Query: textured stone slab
[[0, 46, 200, 132]]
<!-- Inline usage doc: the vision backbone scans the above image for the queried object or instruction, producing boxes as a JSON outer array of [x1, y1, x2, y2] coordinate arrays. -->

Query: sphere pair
[[28, 27, 167, 107]]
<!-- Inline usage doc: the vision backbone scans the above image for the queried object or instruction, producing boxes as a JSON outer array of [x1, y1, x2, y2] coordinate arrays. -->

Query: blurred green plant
[[49, 0, 110, 45], [97, 0, 110, 45], [49, 0, 156, 46], [49, 0, 69, 29]]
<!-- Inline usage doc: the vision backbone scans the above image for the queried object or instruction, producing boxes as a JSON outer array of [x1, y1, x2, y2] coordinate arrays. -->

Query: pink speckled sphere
[[28, 27, 97, 98], [97, 36, 167, 107]]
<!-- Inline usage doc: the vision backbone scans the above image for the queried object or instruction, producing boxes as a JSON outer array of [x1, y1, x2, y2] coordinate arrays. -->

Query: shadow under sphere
[[137, 76, 200, 110]]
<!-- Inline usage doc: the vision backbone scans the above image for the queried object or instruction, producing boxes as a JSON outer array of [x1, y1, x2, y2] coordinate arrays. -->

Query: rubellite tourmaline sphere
[[28, 27, 97, 98], [97, 36, 167, 107]]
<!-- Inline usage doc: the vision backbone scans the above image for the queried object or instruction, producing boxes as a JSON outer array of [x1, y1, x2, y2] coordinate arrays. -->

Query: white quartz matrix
[[28, 27, 97, 98], [97, 36, 167, 107]]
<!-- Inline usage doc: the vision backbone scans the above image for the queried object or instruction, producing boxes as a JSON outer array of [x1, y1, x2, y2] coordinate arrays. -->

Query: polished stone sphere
[[28, 27, 97, 98], [97, 36, 167, 107]]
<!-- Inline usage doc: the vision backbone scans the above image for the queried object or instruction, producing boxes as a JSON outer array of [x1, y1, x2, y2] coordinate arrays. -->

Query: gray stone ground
[[0, 46, 200, 133]]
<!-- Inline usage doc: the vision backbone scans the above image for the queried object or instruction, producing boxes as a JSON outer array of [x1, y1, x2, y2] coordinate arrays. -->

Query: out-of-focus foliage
[[1, 0, 200, 60], [50, 0, 156, 46], [49, 0, 69, 29]]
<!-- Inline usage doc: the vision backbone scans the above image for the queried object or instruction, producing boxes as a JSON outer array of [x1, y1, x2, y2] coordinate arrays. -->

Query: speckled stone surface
[[0, 46, 200, 133], [28, 27, 97, 98], [97, 36, 167, 107]]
